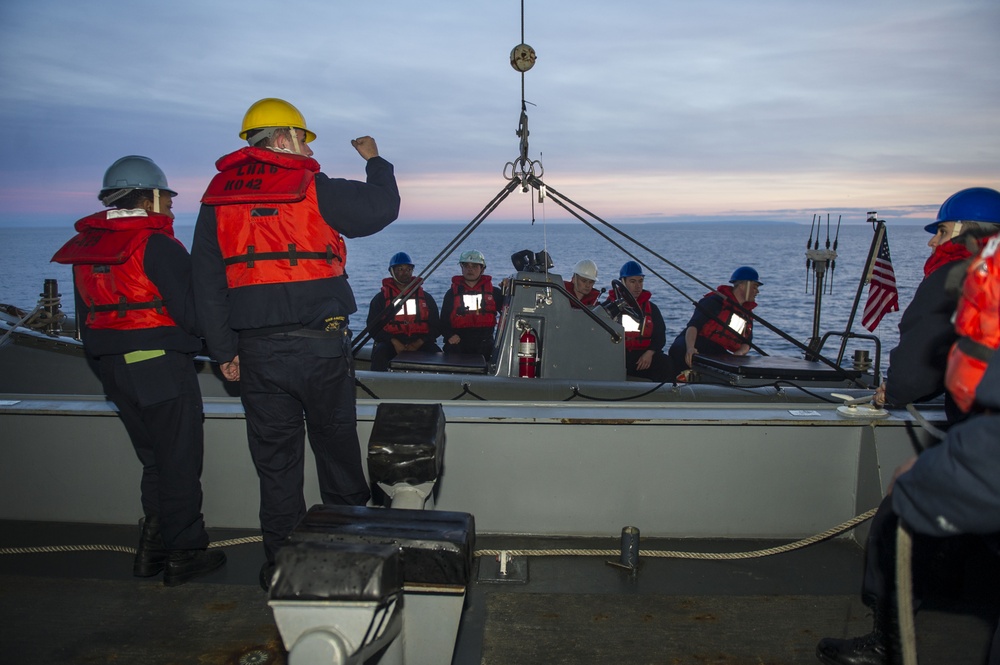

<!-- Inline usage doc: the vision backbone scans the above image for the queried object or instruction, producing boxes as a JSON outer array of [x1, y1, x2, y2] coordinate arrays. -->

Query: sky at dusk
[[0, 0, 997, 227]]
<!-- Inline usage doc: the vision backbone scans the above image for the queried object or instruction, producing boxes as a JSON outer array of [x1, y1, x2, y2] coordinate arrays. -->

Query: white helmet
[[459, 249, 486, 267], [572, 259, 598, 281]]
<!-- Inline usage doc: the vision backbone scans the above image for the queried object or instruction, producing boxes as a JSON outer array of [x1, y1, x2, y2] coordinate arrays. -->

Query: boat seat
[[693, 353, 864, 386], [389, 350, 488, 375]]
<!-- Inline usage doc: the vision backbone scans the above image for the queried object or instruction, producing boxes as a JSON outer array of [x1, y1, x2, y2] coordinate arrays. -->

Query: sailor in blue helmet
[[668, 266, 761, 372], [816, 187, 1000, 665], [51, 156, 226, 586], [366, 251, 441, 371], [872, 187, 1000, 421], [606, 261, 673, 382]]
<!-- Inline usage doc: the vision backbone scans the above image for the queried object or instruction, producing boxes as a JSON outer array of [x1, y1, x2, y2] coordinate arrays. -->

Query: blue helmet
[[730, 266, 762, 285], [619, 261, 644, 278], [388, 252, 413, 270], [924, 187, 1000, 234]]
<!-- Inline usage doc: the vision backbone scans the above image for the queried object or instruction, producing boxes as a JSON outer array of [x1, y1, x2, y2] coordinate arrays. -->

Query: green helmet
[[459, 250, 486, 267], [99, 155, 176, 205]]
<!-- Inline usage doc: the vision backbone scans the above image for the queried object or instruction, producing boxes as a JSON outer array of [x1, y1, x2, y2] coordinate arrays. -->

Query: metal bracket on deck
[[477, 551, 528, 584]]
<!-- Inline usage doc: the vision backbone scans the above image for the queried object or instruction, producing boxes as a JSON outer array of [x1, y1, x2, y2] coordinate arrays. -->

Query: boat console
[[492, 270, 627, 381]]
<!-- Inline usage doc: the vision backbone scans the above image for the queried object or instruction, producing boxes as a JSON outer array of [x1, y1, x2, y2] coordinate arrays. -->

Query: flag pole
[[836, 213, 885, 365]]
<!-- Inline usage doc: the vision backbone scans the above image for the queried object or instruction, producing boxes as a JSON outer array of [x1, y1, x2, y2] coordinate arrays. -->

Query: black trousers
[[444, 328, 494, 360], [239, 333, 371, 562], [626, 348, 674, 383], [862, 494, 1000, 655], [98, 351, 208, 551]]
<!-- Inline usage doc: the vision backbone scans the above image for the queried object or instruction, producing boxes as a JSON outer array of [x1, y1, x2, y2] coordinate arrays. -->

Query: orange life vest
[[699, 285, 756, 352], [448, 275, 498, 329], [945, 234, 1000, 413], [380, 277, 432, 337], [202, 147, 346, 289], [51, 210, 179, 330], [564, 280, 600, 308]]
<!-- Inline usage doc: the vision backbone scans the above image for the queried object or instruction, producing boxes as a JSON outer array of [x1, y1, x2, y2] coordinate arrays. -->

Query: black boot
[[133, 516, 167, 577], [816, 605, 897, 665], [259, 560, 276, 592], [163, 548, 227, 587]]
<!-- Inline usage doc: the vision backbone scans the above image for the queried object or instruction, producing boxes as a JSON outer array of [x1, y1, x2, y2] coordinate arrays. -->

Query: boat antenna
[[806, 214, 816, 294], [825, 213, 832, 294], [804, 212, 838, 358], [830, 214, 842, 291]]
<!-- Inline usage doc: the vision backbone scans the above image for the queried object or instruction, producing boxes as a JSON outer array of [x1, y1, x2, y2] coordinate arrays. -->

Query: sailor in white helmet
[[440, 249, 504, 361], [565, 259, 600, 308]]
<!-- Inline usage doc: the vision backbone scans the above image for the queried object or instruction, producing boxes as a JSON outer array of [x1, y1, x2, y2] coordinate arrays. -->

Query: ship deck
[[2, 520, 997, 664]]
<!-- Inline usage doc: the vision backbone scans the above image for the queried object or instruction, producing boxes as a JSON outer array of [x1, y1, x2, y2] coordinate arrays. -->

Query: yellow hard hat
[[239, 98, 316, 142]]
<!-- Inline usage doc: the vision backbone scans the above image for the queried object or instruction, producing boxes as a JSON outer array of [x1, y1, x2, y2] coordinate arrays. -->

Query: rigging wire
[[527, 175, 869, 389], [351, 179, 520, 355]]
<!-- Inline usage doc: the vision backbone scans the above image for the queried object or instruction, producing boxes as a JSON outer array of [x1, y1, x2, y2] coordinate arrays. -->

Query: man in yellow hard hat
[[192, 98, 400, 590]]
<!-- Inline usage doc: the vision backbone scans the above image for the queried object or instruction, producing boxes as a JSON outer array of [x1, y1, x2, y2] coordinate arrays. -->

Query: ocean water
[[0, 218, 933, 366]]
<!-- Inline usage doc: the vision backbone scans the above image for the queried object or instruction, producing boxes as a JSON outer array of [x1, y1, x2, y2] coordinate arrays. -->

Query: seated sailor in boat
[[872, 186, 1000, 423], [440, 249, 503, 361], [606, 261, 673, 382], [366, 251, 441, 371], [50, 155, 226, 586], [565, 258, 601, 308], [668, 266, 760, 372]]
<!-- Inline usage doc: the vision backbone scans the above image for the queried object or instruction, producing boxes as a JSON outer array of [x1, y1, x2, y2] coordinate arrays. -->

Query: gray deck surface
[[1, 522, 996, 664]]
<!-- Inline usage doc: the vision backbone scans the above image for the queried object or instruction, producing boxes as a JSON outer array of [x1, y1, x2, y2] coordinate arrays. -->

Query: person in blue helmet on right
[[815, 187, 1000, 665], [871, 187, 1000, 423], [668, 266, 761, 372]]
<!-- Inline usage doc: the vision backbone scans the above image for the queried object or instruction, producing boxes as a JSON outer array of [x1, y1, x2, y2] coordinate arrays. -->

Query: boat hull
[[0, 393, 935, 544]]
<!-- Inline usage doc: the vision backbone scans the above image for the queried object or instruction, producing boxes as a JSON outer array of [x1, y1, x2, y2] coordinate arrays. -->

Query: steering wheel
[[606, 279, 642, 323]]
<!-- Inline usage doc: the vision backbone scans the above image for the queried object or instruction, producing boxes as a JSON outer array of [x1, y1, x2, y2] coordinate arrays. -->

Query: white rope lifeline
[[474, 507, 877, 560]]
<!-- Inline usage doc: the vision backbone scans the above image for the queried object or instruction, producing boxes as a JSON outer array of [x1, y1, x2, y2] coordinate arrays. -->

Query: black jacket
[[893, 352, 1000, 537], [884, 258, 969, 409]]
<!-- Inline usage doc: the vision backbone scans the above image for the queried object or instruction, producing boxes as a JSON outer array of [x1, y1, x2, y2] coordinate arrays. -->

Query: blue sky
[[0, 0, 997, 227]]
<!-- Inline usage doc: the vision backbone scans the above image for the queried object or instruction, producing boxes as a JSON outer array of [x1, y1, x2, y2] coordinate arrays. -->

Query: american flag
[[861, 229, 900, 331]]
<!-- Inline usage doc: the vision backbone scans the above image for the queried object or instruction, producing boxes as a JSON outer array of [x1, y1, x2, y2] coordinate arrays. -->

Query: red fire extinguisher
[[518, 323, 539, 378]]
